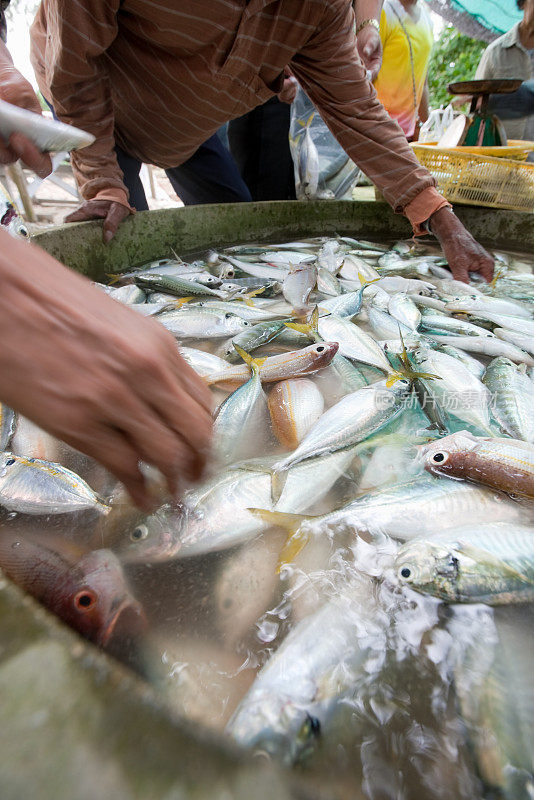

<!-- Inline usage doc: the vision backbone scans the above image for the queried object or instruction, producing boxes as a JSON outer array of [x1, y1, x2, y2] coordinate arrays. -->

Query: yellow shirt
[[374, 0, 434, 138]]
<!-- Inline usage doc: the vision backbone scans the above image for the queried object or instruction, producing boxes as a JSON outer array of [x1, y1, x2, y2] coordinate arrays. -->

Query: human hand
[[0, 230, 213, 509], [356, 26, 382, 81], [278, 76, 298, 105], [429, 206, 494, 283], [0, 66, 52, 177], [65, 199, 131, 244]]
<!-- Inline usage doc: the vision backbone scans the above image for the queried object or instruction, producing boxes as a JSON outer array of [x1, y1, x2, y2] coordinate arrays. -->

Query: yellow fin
[[247, 508, 313, 574], [277, 529, 311, 574], [357, 272, 380, 287], [233, 344, 266, 375], [173, 297, 193, 307], [106, 273, 121, 285]]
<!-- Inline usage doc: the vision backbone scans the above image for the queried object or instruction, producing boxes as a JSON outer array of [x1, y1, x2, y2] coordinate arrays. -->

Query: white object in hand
[[0, 99, 95, 152]]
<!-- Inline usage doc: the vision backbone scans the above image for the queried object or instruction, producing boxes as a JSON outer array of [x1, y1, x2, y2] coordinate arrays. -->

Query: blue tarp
[[449, 0, 522, 35]]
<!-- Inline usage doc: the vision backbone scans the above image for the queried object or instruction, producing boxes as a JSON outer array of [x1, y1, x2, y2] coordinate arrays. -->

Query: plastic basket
[[417, 140, 534, 161], [411, 144, 534, 212]]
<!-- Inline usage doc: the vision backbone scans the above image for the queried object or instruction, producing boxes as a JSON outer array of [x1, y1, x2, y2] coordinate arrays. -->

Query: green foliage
[[428, 24, 486, 109]]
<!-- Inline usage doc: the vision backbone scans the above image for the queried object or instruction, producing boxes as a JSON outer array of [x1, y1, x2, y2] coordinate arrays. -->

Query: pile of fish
[[1, 233, 534, 798]]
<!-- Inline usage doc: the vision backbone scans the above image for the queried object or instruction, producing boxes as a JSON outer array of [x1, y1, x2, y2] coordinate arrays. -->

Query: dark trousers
[[228, 96, 296, 201], [115, 133, 252, 211]]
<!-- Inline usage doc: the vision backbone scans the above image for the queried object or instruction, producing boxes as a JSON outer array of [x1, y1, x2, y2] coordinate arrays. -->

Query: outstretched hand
[[0, 230, 213, 509], [429, 206, 494, 284], [65, 199, 131, 244], [0, 66, 52, 177]]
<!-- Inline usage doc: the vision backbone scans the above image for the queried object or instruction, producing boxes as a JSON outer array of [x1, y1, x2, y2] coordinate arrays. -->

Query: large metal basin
[[0, 200, 531, 800]]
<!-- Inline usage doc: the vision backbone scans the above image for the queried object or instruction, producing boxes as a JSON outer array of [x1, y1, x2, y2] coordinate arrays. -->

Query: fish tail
[[247, 508, 313, 574], [284, 305, 319, 340], [233, 344, 267, 375]]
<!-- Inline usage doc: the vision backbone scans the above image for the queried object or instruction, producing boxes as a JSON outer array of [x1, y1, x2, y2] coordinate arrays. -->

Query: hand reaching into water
[[65, 199, 132, 244], [429, 206, 495, 284], [0, 230, 213, 509]]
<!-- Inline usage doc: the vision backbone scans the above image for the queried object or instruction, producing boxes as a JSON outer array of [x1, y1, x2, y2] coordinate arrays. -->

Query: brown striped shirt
[[30, 0, 446, 229]]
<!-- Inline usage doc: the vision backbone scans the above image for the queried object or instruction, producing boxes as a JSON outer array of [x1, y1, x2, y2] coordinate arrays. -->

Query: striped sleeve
[[290, 0, 445, 227], [38, 0, 131, 207]]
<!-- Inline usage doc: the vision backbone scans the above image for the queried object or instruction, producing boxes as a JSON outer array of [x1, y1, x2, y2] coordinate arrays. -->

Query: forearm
[[353, 0, 383, 26], [29, 0, 130, 207], [0, 39, 13, 71]]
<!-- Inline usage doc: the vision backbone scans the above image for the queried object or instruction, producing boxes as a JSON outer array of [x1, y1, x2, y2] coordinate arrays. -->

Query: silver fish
[[395, 523, 534, 605], [388, 293, 421, 332], [483, 357, 534, 442], [0, 452, 109, 515], [318, 314, 391, 372], [157, 308, 249, 339], [422, 334, 534, 366], [282, 263, 317, 315], [178, 346, 230, 378], [212, 356, 269, 466]]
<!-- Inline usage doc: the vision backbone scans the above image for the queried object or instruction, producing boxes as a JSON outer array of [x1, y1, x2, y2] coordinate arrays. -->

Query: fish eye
[[432, 451, 448, 464], [242, 320, 250, 326], [400, 567, 411, 579], [225, 312, 234, 319], [130, 525, 149, 542], [316, 345, 325, 352], [74, 589, 97, 612], [5, 458, 15, 467]]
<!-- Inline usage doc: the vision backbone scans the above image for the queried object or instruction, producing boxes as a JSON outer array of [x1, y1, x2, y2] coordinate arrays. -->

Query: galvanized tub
[[1, 200, 531, 800]]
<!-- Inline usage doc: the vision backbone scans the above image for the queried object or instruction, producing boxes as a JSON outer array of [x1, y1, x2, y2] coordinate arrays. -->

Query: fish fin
[[306, 112, 315, 127], [233, 344, 267, 374], [455, 542, 534, 585], [248, 508, 311, 532], [173, 297, 193, 307], [271, 468, 288, 504], [357, 272, 380, 287], [277, 529, 311, 574], [106, 273, 121, 285], [247, 508, 313, 573], [284, 321, 312, 335]]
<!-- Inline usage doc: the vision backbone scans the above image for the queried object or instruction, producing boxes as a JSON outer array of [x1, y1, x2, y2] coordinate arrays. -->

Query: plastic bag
[[289, 86, 362, 200], [418, 104, 457, 144]]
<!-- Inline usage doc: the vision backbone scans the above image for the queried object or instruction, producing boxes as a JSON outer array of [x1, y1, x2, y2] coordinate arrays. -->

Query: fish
[[435, 345, 485, 378], [421, 430, 534, 499], [388, 293, 421, 332], [420, 310, 495, 338], [317, 314, 392, 373], [0, 452, 110, 515], [0, 533, 145, 646], [395, 523, 534, 604], [205, 342, 338, 389], [317, 267, 343, 296], [282, 262, 317, 315], [412, 348, 495, 436], [268, 379, 325, 449], [212, 348, 269, 466], [483, 357, 534, 442], [317, 239, 343, 272], [367, 304, 416, 342], [178, 346, 230, 379], [270, 380, 411, 497], [192, 299, 287, 322], [219, 320, 288, 363], [338, 254, 380, 284], [156, 307, 250, 339], [108, 284, 147, 304], [422, 334, 534, 366], [220, 255, 289, 281], [494, 328, 534, 357], [318, 288, 366, 318], [134, 273, 228, 298], [379, 277, 435, 295], [295, 113, 319, 198], [0, 403, 15, 450], [227, 594, 372, 764], [451, 606, 534, 800], [445, 295, 533, 319]]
